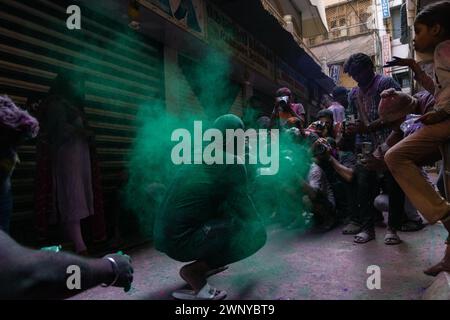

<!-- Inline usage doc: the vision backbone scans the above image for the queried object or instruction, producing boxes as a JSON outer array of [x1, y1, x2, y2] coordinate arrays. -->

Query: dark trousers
[[354, 165, 380, 231], [384, 171, 407, 230], [356, 166, 407, 231], [0, 177, 12, 234], [165, 216, 267, 269], [308, 191, 336, 225], [332, 179, 357, 223], [319, 161, 355, 223], [437, 165, 445, 198]]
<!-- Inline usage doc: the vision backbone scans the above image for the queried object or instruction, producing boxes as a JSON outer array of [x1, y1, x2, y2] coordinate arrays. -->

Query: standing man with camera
[[342, 53, 405, 244], [269, 87, 305, 129]]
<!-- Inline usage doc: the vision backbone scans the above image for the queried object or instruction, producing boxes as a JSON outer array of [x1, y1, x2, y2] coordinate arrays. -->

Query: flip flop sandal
[[354, 230, 375, 244], [342, 222, 362, 235], [172, 283, 227, 301], [384, 232, 402, 245]]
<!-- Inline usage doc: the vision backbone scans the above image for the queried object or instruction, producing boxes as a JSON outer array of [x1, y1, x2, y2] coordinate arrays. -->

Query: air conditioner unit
[[340, 28, 348, 37]]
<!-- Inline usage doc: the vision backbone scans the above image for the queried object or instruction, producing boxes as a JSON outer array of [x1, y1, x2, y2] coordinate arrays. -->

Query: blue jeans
[[0, 177, 12, 234]]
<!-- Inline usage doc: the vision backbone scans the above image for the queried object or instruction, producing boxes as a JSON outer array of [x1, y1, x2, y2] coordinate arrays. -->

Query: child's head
[[414, 1, 450, 53]]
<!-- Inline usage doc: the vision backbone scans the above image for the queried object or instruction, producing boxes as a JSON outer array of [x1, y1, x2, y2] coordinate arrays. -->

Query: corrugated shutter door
[[229, 85, 244, 117], [0, 0, 165, 223], [177, 67, 204, 116]]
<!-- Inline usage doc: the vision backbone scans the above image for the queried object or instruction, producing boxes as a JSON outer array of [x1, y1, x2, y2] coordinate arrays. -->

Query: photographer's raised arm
[[385, 129, 404, 148], [329, 156, 354, 183], [0, 230, 133, 299], [269, 106, 280, 128]]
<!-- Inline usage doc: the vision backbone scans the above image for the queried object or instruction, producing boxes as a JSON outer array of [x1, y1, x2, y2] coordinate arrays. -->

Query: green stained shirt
[[154, 155, 259, 252]]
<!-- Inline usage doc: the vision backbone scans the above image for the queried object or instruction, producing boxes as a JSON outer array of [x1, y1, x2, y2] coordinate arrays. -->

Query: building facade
[[305, 0, 419, 94], [0, 0, 333, 242], [307, 0, 377, 89]]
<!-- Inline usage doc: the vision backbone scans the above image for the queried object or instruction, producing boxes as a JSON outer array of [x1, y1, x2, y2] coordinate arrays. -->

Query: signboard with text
[[382, 34, 392, 75], [381, 0, 391, 18], [329, 64, 341, 84]]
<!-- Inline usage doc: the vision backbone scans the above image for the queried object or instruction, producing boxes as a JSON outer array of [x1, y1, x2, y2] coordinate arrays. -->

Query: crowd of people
[[0, 1, 449, 300]]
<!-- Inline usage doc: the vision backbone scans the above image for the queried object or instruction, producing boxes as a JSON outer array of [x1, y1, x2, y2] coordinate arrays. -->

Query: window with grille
[[391, 7, 402, 39], [359, 12, 370, 32]]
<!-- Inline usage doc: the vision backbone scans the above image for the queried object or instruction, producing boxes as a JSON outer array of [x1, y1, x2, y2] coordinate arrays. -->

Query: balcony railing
[[307, 22, 372, 47], [260, 0, 321, 65]]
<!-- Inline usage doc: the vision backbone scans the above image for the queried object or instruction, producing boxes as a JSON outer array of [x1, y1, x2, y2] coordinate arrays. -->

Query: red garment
[[277, 103, 305, 123]]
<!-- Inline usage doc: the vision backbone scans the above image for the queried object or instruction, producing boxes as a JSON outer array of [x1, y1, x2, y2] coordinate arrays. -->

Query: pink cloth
[[0, 96, 39, 138], [51, 134, 94, 224], [289, 103, 305, 117]]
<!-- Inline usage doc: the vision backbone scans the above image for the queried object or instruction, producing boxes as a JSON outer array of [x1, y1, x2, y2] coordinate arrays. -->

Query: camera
[[313, 120, 327, 132], [356, 142, 373, 165], [346, 114, 356, 124], [342, 114, 356, 134], [313, 141, 329, 157], [306, 120, 327, 135], [361, 142, 373, 155], [307, 133, 331, 157], [276, 96, 289, 110]]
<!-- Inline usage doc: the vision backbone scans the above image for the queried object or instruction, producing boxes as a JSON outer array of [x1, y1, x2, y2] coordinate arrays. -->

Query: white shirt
[[433, 40, 450, 114], [328, 102, 346, 124]]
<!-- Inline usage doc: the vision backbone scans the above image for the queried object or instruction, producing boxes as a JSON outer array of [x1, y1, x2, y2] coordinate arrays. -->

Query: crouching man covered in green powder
[[154, 114, 267, 300]]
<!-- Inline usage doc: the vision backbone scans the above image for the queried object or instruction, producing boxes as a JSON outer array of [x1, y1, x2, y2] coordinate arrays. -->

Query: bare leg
[[64, 221, 87, 254], [179, 261, 213, 293], [424, 217, 450, 276], [424, 245, 450, 276]]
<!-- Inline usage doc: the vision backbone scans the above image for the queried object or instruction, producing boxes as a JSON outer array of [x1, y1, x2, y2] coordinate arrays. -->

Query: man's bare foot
[[424, 245, 450, 276], [423, 261, 450, 277], [179, 261, 211, 293]]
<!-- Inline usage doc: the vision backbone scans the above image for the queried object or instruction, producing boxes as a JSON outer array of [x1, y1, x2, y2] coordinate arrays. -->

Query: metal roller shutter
[[0, 0, 165, 226]]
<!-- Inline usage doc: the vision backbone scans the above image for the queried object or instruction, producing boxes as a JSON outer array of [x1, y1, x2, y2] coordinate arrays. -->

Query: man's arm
[[0, 231, 133, 299], [366, 77, 402, 132], [269, 107, 279, 128], [289, 103, 306, 126], [329, 156, 354, 183], [384, 57, 435, 94], [367, 118, 385, 132], [385, 129, 404, 148]]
